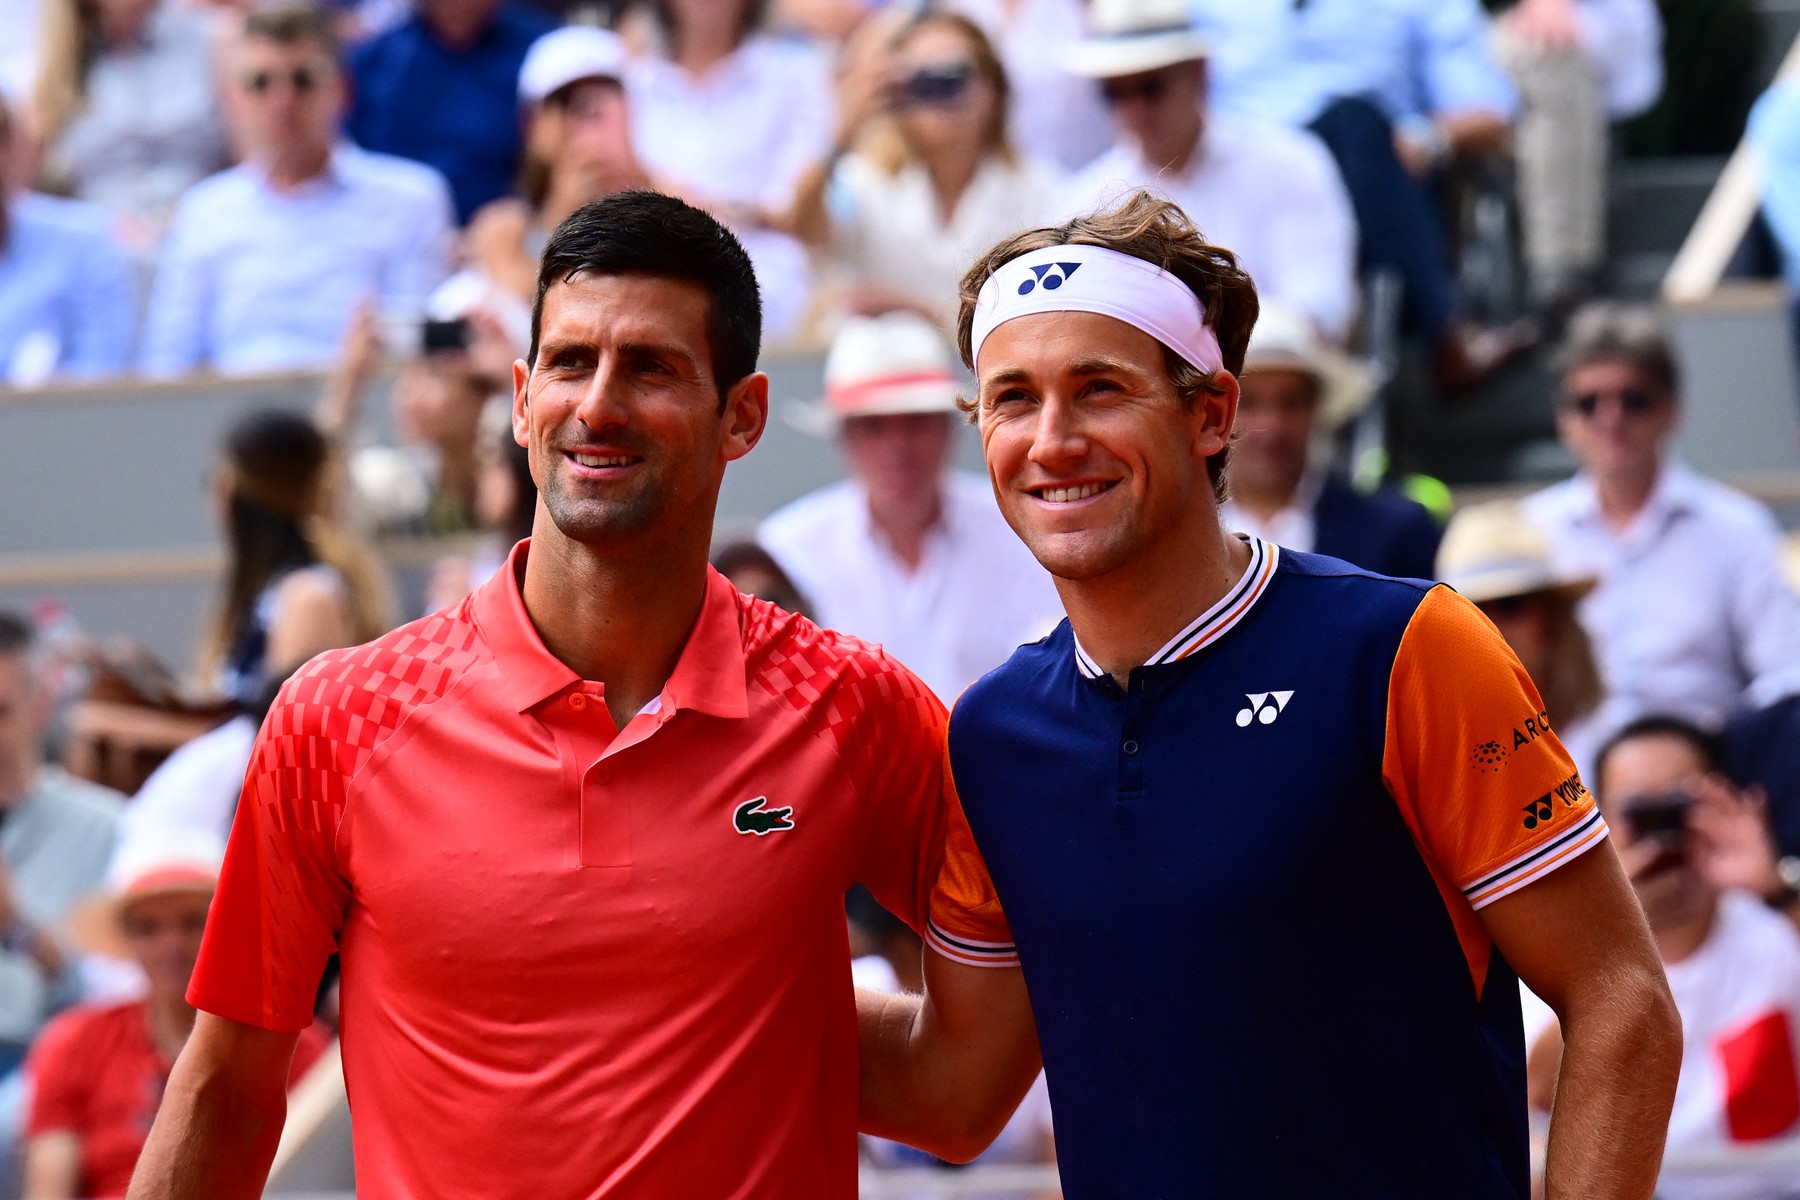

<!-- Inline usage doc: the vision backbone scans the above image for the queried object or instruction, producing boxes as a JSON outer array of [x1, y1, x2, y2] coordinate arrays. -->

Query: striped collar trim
[[1073, 536, 1281, 680]]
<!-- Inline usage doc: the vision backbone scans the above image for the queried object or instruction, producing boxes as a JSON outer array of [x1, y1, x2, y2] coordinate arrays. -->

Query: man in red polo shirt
[[128, 192, 1039, 1200]]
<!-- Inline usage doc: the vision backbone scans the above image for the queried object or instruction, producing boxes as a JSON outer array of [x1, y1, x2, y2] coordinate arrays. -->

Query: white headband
[[969, 244, 1224, 375]]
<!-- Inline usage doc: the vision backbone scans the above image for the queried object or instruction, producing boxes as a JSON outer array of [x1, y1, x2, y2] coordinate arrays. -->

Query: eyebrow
[[981, 354, 1141, 388]]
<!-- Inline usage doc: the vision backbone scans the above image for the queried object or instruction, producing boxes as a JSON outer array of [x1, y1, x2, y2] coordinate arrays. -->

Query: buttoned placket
[[537, 682, 682, 874]]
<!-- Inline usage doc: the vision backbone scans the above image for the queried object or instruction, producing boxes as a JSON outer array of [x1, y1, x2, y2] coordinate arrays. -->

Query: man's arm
[[1480, 845, 1681, 1200], [859, 950, 1041, 1163], [127, 1013, 302, 1200]]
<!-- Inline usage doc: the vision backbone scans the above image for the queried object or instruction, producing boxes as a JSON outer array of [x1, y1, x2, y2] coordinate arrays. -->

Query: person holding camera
[[1528, 716, 1800, 1200], [785, 10, 1056, 330]]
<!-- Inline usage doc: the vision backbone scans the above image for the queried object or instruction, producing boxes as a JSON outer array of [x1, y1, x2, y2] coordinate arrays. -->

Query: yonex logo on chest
[[1235, 691, 1295, 727]]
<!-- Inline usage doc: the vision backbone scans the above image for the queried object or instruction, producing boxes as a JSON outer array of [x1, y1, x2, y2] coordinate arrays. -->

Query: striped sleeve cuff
[[1463, 809, 1610, 910], [924, 920, 1020, 969]]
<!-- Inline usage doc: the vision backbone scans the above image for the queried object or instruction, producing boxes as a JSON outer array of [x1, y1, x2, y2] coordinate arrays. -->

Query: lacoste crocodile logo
[[733, 796, 794, 836]]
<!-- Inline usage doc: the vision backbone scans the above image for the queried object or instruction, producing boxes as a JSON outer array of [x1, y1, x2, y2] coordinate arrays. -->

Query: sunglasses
[[1101, 73, 1172, 106], [896, 63, 977, 107], [242, 66, 322, 94], [1564, 387, 1660, 418]]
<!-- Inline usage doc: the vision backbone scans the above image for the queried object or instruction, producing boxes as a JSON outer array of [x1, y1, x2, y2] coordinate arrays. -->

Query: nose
[[570, 356, 632, 433], [1026, 394, 1087, 470]]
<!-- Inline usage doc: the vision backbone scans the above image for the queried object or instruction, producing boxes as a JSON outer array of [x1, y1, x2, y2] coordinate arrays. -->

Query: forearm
[[1543, 972, 1681, 1199], [127, 1068, 287, 1199]]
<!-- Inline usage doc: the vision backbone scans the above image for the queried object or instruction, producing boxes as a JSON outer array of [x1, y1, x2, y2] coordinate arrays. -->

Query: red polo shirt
[[190, 542, 974, 1199]]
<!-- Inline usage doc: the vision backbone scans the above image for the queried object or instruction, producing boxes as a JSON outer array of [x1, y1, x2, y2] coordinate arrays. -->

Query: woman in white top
[[29, 0, 226, 253], [788, 10, 1056, 331], [627, 0, 831, 340]]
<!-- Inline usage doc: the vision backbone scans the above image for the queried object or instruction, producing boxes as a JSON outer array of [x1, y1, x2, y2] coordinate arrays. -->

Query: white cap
[[1241, 305, 1376, 429], [519, 26, 628, 105], [787, 313, 962, 437], [1065, 0, 1209, 79], [69, 827, 226, 956]]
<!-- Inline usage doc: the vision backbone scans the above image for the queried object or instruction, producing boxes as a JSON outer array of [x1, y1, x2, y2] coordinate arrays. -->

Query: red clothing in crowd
[[26, 1000, 329, 1198]]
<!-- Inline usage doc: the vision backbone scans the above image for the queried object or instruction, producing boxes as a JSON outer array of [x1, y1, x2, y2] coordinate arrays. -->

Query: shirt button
[[1122, 739, 1141, 756], [568, 693, 587, 711]]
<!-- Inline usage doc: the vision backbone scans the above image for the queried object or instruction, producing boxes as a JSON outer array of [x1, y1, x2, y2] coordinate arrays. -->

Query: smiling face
[[976, 311, 1235, 582], [511, 272, 766, 549]]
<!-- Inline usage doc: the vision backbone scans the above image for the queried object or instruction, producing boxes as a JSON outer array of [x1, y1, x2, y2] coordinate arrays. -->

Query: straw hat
[[1064, 0, 1209, 80], [1437, 501, 1597, 605], [1240, 305, 1375, 429], [786, 313, 962, 437], [69, 828, 225, 958]]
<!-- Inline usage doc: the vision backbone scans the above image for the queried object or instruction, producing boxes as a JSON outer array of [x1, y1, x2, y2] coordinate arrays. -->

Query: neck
[[102, 11, 145, 47], [146, 991, 197, 1062], [1229, 468, 1303, 523], [1060, 513, 1250, 687], [1652, 890, 1718, 966], [924, 142, 983, 221], [868, 490, 944, 574], [1594, 460, 1660, 532], [676, 21, 739, 76], [263, 143, 332, 191], [520, 521, 712, 729]]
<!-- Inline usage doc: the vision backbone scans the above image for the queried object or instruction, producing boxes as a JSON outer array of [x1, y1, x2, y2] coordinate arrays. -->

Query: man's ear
[[1191, 369, 1240, 464], [511, 358, 531, 449], [722, 372, 770, 463]]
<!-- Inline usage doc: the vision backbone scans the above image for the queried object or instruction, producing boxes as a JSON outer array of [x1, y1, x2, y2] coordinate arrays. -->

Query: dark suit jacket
[[1311, 478, 1444, 582]]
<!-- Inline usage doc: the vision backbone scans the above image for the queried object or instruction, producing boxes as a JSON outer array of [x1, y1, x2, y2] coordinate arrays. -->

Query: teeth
[[573, 454, 632, 468], [1041, 483, 1105, 503]]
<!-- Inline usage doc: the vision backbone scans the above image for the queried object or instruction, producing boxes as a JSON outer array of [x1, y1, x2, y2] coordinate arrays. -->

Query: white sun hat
[[1064, 0, 1209, 80], [519, 26, 628, 105], [1241, 305, 1377, 429], [786, 313, 963, 437], [1437, 501, 1597, 606], [69, 826, 226, 958]]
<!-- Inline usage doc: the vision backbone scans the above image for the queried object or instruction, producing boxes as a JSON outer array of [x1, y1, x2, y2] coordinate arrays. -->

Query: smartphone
[[422, 318, 472, 355]]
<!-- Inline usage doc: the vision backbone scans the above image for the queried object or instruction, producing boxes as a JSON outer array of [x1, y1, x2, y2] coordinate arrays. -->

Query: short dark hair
[[1553, 302, 1680, 397], [242, 1, 340, 61], [0, 611, 31, 660], [527, 191, 762, 407], [955, 191, 1259, 503], [1594, 714, 1725, 797]]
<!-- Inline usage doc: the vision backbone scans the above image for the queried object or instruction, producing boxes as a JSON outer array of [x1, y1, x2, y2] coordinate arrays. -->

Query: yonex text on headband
[[969, 244, 1224, 375]]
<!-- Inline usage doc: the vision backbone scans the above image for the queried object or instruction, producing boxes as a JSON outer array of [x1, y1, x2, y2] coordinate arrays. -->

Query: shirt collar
[[471, 540, 750, 719], [1071, 535, 1281, 681], [1567, 458, 1702, 526], [246, 143, 353, 193]]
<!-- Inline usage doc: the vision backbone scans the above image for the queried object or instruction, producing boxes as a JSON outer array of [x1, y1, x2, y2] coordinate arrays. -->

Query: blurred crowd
[[2, 0, 1800, 1196]]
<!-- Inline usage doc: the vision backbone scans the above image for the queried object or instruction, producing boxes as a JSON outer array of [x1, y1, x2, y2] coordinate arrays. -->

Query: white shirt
[[1659, 892, 1800, 1200], [759, 471, 1064, 702], [120, 714, 257, 848], [1573, 0, 1664, 120], [1055, 119, 1358, 341], [944, 0, 1115, 173], [829, 152, 1059, 328], [1219, 469, 1325, 553], [1521, 462, 1800, 727], [629, 37, 832, 341]]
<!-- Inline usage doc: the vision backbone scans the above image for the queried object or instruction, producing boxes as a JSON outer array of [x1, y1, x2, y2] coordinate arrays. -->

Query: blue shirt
[[940, 539, 1606, 1199], [0, 192, 135, 384], [141, 146, 454, 376], [346, 3, 556, 224], [1189, 0, 1517, 129]]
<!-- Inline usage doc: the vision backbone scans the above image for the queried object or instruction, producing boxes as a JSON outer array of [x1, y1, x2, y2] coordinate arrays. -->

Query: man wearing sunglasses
[[1052, 0, 1358, 344], [1521, 303, 1800, 731], [141, 2, 455, 377]]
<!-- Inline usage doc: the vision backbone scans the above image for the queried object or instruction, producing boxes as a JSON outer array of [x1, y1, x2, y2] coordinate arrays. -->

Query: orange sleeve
[[1383, 586, 1608, 913], [923, 742, 1018, 969]]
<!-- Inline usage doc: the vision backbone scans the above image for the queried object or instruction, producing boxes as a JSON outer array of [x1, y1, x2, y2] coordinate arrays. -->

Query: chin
[[1021, 528, 1131, 583]]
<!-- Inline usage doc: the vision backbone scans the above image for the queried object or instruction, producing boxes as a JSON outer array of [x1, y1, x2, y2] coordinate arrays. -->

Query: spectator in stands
[[787, 11, 1056, 331], [23, 829, 328, 1200], [0, 91, 136, 385], [1436, 500, 1613, 779], [27, 0, 229, 255], [424, 399, 537, 613], [1492, 0, 1663, 315], [710, 540, 810, 617], [344, 0, 555, 225], [627, 0, 832, 340], [202, 409, 392, 707], [1521, 303, 1800, 729], [1220, 305, 1441, 579], [465, 26, 646, 309], [944, 0, 1112, 173], [1053, 0, 1359, 344], [141, 3, 455, 377], [0, 612, 121, 1077], [759, 312, 1062, 701], [1530, 716, 1800, 1200], [1188, 0, 1533, 387]]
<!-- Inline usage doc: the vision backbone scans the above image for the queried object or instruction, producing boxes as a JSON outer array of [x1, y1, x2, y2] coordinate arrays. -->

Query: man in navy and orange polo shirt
[[128, 192, 1039, 1200], [863, 191, 1685, 1198]]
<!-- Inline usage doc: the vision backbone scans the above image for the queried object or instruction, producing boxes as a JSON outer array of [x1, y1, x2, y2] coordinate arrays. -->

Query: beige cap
[[1437, 501, 1596, 605]]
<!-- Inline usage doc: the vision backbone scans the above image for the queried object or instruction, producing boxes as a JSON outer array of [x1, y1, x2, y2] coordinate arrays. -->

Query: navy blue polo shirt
[[345, 3, 556, 224], [930, 539, 1606, 1199]]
